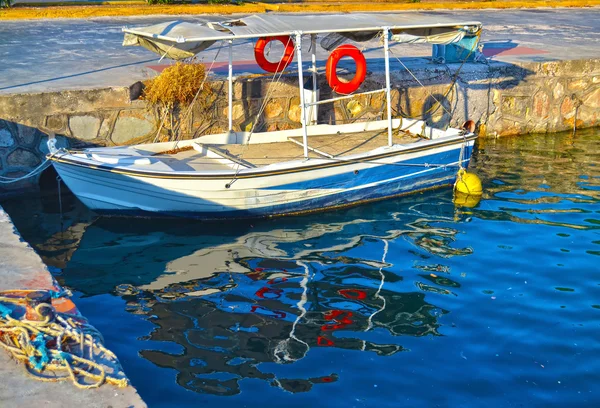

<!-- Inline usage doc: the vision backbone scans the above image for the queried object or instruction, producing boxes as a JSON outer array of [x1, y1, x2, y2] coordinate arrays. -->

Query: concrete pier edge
[[0, 204, 147, 408]]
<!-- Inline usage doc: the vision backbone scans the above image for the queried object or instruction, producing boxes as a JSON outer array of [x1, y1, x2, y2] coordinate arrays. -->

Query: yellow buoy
[[454, 168, 483, 196], [453, 191, 482, 208]]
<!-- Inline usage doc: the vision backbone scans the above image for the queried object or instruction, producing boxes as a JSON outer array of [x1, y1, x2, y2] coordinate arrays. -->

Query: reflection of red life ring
[[322, 310, 354, 331], [339, 289, 367, 300], [325, 44, 367, 94], [255, 286, 283, 299], [254, 36, 295, 73], [317, 336, 335, 347]]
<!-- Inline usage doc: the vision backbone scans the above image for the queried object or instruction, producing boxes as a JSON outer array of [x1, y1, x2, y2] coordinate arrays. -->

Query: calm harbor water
[[2, 129, 599, 407]]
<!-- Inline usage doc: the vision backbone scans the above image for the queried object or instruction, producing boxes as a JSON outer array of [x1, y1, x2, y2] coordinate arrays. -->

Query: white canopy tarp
[[123, 14, 481, 60]]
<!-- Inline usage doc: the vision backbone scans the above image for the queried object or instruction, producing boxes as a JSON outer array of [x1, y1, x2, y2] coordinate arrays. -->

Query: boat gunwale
[[49, 133, 476, 180]]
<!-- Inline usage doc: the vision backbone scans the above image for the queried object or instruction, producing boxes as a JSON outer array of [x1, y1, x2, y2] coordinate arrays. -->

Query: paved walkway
[[0, 206, 146, 408], [0, 8, 599, 94]]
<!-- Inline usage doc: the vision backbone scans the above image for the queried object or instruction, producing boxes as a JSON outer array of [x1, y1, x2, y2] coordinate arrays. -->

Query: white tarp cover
[[123, 14, 481, 60]]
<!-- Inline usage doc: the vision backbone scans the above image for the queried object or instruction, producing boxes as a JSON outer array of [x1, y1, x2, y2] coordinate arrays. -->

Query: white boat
[[48, 14, 482, 219]]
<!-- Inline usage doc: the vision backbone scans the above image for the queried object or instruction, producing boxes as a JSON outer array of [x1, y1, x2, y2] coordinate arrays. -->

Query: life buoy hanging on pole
[[326, 44, 367, 94], [254, 36, 295, 73]]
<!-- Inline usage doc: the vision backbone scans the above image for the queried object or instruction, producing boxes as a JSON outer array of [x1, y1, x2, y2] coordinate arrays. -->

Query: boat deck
[[207, 129, 419, 167]]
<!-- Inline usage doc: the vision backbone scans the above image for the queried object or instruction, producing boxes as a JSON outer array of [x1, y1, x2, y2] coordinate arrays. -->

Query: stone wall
[[0, 58, 599, 194]]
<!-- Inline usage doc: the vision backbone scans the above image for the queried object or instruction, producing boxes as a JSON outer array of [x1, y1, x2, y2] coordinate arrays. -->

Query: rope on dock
[[0, 290, 129, 389]]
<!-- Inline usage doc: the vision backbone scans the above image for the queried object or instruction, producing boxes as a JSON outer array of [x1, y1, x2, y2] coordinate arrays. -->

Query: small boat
[[48, 14, 482, 219]]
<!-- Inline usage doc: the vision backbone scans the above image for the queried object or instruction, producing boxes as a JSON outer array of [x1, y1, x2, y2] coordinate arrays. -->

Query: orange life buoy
[[254, 36, 295, 73], [326, 44, 367, 94]]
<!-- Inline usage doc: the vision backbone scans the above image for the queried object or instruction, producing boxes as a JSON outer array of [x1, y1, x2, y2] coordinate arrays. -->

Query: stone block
[[560, 97, 575, 118], [219, 103, 244, 122], [532, 90, 550, 119], [16, 124, 41, 147], [369, 93, 385, 111], [553, 82, 565, 100], [69, 115, 101, 140], [0, 128, 15, 148], [582, 87, 600, 109], [111, 111, 154, 145], [266, 122, 296, 132], [501, 95, 530, 119], [98, 114, 116, 140], [7, 148, 41, 168], [264, 99, 284, 119], [288, 97, 301, 123], [567, 79, 588, 92], [45, 115, 66, 133]]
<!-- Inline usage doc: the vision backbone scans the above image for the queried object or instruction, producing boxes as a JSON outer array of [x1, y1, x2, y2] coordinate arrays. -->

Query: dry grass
[[0, 0, 598, 20], [143, 62, 209, 108], [143, 62, 213, 141]]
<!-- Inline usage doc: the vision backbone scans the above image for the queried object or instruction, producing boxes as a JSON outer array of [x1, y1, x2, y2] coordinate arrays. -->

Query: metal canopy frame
[[123, 16, 482, 159]]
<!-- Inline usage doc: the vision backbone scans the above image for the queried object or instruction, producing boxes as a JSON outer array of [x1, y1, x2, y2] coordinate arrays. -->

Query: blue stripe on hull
[[94, 163, 461, 220], [70, 143, 473, 220], [270, 147, 465, 190]]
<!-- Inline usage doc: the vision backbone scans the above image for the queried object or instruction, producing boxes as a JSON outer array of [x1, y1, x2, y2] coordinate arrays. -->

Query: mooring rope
[[0, 149, 65, 184], [0, 290, 128, 389]]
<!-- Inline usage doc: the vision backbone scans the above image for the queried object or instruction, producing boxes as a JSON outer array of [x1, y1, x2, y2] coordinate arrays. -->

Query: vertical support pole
[[228, 39, 233, 132], [383, 27, 393, 147], [310, 34, 318, 125], [295, 32, 309, 159]]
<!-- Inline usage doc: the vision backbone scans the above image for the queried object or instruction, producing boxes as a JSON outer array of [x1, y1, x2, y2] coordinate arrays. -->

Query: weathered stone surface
[[44, 115, 66, 132], [288, 97, 301, 123], [334, 107, 347, 123], [38, 135, 69, 155], [583, 87, 600, 108], [97, 115, 115, 140], [532, 90, 550, 118], [553, 82, 565, 100], [370, 93, 385, 110], [264, 99, 284, 119], [16, 124, 40, 147], [502, 95, 530, 119], [220, 103, 245, 121], [0, 128, 14, 148], [266, 122, 296, 132], [69, 115, 101, 140], [111, 112, 154, 144], [0, 87, 131, 120], [567, 79, 588, 91], [6, 149, 40, 168], [560, 97, 575, 118]]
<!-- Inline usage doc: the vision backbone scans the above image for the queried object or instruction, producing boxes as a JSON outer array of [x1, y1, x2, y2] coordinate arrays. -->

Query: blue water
[[2, 129, 600, 407]]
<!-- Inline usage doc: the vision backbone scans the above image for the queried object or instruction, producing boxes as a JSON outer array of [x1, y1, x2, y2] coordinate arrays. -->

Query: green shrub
[[146, 0, 175, 4], [0, 0, 12, 9]]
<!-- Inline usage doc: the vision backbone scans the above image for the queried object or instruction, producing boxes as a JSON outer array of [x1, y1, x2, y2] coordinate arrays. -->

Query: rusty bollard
[[25, 291, 54, 322]]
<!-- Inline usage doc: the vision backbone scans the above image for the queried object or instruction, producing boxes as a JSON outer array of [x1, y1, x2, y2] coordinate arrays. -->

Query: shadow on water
[[2, 128, 600, 407]]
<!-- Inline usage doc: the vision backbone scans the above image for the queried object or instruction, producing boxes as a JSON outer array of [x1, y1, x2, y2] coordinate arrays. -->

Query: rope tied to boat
[[0, 289, 129, 389]]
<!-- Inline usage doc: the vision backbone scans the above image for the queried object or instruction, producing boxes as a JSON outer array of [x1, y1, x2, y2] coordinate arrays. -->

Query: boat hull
[[52, 140, 474, 219]]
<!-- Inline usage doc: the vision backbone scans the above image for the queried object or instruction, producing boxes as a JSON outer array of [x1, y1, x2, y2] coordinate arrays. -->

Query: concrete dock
[[0, 205, 146, 407], [1, 8, 600, 94]]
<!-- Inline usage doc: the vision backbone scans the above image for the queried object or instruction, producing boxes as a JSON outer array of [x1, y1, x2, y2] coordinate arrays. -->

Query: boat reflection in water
[[32, 192, 469, 397]]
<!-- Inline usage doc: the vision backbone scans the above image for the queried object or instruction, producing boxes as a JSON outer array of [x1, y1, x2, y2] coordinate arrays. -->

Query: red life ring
[[326, 44, 367, 94], [254, 36, 295, 73]]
